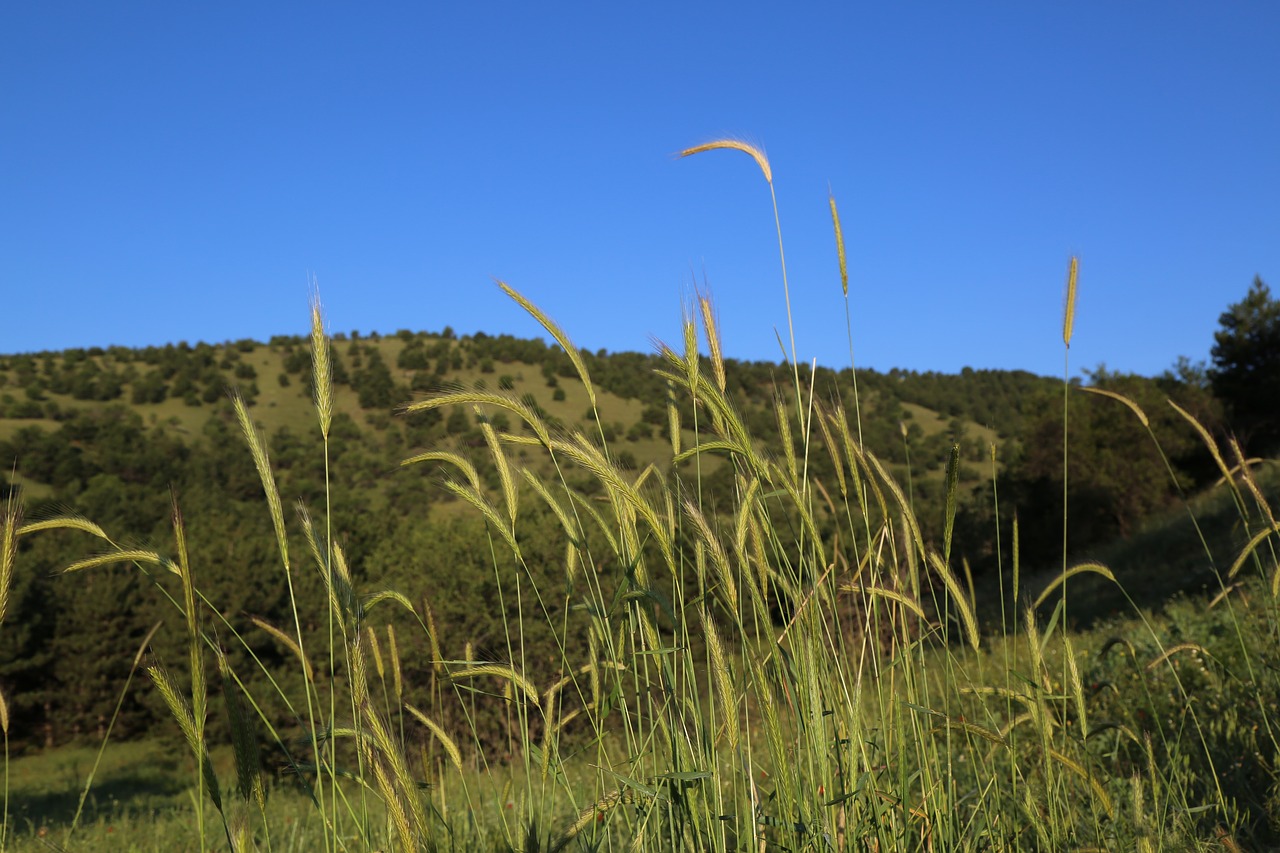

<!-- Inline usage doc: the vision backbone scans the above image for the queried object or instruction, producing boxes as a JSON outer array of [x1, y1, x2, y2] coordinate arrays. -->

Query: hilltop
[[0, 328, 1056, 503]]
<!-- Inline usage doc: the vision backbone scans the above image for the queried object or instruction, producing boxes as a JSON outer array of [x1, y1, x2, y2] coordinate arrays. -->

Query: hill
[[0, 327, 1224, 756], [0, 329, 1050, 506]]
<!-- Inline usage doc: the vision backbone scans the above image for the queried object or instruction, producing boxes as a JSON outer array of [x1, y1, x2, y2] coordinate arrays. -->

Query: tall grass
[[3, 147, 1280, 851]]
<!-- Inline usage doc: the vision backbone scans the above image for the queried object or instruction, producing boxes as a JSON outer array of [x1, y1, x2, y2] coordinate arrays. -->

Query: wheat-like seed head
[[842, 584, 930, 624], [698, 295, 726, 393], [1024, 607, 1046, 688], [927, 550, 979, 649], [814, 405, 846, 499], [666, 379, 681, 456], [170, 499, 207, 733], [449, 663, 541, 707], [701, 606, 738, 749], [1012, 513, 1021, 605], [1230, 437, 1278, 528], [233, 394, 290, 572], [309, 293, 333, 440], [478, 407, 519, 526], [18, 515, 109, 541], [775, 396, 797, 486], [366, 626, 385, 681], [404, 390, 551, 448], [497, 279, 596, 410], [249, 616, 315, 682], [685, 501, 736, 611], [1169, 398, 1232, 486], [148, 664, 223, 810], [1145, 642, 1212, 672], [1032, 561, 1116, 610], [331, 541, 356, 625], [62, 549, 169, 574], [1063, 256, 1079, 347], [386, 625, 402, 702], [370, 758, 413, 852], [681, 308, 699, 393], [422, 597, 444, 675], [0, 497, 18, 625], [215, 646, 265, 810], [1078, 386, 1148, 427], [829, 193, 849, 297], [148, 665, 196, 744], [680, 138, 772, 184], [404, 703, 463, 773], [401, 450, 482, 492], [1048, 748, 1114, 817], [1064, 635, 1088, 739], [444, 480, 521, 559]]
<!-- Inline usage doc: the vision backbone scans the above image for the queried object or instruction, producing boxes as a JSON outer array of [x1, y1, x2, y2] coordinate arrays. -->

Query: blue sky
[[3, 3, 1276, 378]]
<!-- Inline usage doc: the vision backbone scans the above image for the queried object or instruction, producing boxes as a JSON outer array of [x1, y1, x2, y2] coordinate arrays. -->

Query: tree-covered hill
[[0, 307, 1252, 753]]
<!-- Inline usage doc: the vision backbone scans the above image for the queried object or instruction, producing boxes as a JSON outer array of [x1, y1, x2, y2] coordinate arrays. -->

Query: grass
[[1, 738, 328, 852], [2, 144, 1279, 851]]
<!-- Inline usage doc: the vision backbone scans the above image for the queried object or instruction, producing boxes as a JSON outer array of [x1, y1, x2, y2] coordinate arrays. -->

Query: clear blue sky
[[3, 3, 1276, 378]]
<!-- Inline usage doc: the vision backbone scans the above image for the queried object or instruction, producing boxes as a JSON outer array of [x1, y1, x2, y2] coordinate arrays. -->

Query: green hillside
[[0, 326, 1233, 747], [0, 330, 1032, 521], [0, 307, 1274, 848]]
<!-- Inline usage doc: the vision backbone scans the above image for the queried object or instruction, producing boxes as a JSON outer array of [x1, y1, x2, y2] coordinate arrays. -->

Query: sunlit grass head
[[679, 138, 772, 184]]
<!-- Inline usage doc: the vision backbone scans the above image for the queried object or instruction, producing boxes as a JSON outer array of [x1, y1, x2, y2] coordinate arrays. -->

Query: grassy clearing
[[2, 144, 1278, 851]]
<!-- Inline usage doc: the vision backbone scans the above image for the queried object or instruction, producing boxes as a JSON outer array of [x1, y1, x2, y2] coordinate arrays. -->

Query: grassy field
[[2, 142, 1277, 851]]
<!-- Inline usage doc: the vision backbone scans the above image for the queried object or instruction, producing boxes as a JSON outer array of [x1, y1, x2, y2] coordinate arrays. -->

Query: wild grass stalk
[[1059, 256, 1078, 723], [0, 490, 16, 853], [308, 291, 349, 850], [681, 139, 805, 432]]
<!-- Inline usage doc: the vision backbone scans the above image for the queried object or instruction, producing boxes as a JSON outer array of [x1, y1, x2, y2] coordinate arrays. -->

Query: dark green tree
[[1210, 276, 1280, 454], [354, 349, 395, 409]]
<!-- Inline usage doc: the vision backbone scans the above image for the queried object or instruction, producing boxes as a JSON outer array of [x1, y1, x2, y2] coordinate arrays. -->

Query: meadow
[[1, 141, 1277, 851]]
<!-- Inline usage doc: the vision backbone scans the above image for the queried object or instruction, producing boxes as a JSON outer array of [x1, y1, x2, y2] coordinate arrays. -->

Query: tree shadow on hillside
[[3, 742, 192, 834], [1010, 491, 1262, 632], [6, 772, 188, 831]]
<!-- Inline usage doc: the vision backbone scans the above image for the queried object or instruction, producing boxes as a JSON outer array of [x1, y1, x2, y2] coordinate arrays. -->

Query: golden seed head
[[680, 138, 772, 184], [309, 292, 333, 439], [829, 193, 849, 297], [698, 295, 726, 393], [681, 307, 699, 387], [0, 497, 18, 626], [1078, 386, 1149, 428], [1063, 256, 1079, 348]]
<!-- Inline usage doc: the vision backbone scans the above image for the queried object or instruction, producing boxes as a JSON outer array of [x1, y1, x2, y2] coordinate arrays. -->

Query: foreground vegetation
[[1, 142, 1278, 850]]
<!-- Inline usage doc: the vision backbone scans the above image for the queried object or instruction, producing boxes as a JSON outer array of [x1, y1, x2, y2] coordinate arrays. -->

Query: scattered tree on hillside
[[969, 368, 1220, 571], [1210, 276, 1280, 455]]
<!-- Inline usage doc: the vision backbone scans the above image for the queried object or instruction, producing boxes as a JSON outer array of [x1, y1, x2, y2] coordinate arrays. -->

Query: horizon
[[4, 3, 1277, 379], [0, 321, 1071, 381]]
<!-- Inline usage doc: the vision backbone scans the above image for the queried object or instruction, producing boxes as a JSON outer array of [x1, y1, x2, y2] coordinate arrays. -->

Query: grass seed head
[[699, 294, 726, 393], [1063, 256, 1079, 347], [680, 138, 772, 184], [0, 496, 18, 625], [309, 291, 333, 440], [829, 192, 849, 297]]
